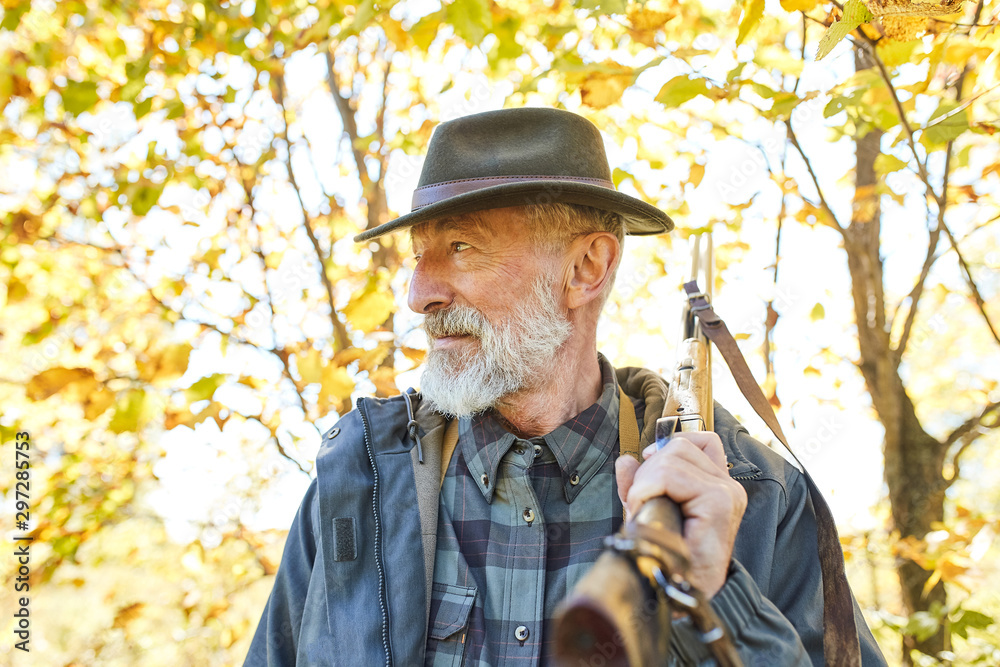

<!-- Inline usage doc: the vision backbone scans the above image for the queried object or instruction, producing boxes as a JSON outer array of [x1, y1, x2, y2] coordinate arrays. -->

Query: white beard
[[419, 275, 572, 419]]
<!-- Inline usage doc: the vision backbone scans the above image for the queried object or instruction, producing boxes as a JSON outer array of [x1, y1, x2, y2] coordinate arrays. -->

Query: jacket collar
[[457, 353, 621, 504]]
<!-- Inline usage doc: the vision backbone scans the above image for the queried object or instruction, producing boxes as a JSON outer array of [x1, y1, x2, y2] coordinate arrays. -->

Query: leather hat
[[353, 107, 673, 242]]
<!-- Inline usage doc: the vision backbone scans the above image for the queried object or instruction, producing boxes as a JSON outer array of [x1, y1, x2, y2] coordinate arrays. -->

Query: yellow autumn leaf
[[26, 367, 97, 401], [779, 0, 818, 13], [138, 342, 192, 385], [580, 73, 632, 110], [237, 375, 269, 390], [343, 288, 395, 333], [626, 2, 677, 31], [401, 346, 427, 364], [689, 163, 705, 188], [369, 367, 400, 396], [357, 345, 392, 372], [320, 365, 354, 402], [84, 388, 116, 420], [297, 349, 323, 384]]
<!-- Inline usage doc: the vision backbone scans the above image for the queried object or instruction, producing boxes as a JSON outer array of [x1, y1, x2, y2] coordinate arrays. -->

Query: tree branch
[[942, 400, 1000, 488], [93, 238, 320, 473], [944, 400, 1000, 449], [325, 48, 370, 191], [786, 124, 845, 233], [941, 221, 1000, 347], [274, 68, 351, 352], [860, 38, 933, 193], [893, 220, 942, 359]]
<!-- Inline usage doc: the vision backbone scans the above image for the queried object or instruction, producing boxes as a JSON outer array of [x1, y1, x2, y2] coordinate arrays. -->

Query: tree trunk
[[844, 45, 950, 663]]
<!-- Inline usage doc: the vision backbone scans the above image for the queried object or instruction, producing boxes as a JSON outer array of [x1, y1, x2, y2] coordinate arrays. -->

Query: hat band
[[411, 175, 616, 211]]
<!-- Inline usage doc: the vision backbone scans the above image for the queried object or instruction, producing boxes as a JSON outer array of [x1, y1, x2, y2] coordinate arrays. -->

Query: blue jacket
[[245, 367, 886, 665]]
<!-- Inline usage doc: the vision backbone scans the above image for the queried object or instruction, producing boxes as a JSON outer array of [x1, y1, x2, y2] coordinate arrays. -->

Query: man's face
[[408, 208, 572, 417]]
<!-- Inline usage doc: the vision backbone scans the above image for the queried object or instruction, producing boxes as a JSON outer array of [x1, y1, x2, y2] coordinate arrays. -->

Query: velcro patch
[[333, 517, 357, 562]]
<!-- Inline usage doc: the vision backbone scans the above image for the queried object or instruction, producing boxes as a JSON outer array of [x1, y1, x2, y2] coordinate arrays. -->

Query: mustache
[[424, 305, 489, 339]]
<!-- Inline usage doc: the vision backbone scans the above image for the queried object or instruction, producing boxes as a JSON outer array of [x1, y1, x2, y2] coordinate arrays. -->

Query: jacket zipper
[[357, 398, 392, 666]]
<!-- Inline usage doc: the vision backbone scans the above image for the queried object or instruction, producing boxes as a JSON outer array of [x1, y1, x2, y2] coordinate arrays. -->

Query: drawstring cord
[[403, 388, 423, 463]]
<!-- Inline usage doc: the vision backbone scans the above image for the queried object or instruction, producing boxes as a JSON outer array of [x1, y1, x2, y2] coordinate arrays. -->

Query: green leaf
[[769, 92, 801, 120], [751, 82, 776, 99], [904, 611, 942, 643], [351, 0, 377, 32], [410, 11, 444, 50], [62, 80, 100, 115], [877, 40, 920, 68], [447, 0, 493, 45], [875, 154, 907, 174], [655, 75, 711, 108], [131, 183, 165, 216], [816, 0, 873, 61], [1, 4, 31, 31], [576, 0, 627, 13], [951, 608, 994, 640], [185, 373, 226, 403], [109, 389, 150, 434], [737, 0, 765, 45], [164, 99, 185, 120], [923, 102, 968, 145], [133, 97, 153, 119]]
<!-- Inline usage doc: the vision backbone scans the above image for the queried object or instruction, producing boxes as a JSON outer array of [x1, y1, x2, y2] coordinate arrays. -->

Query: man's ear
[[563, 232, 619, 311]]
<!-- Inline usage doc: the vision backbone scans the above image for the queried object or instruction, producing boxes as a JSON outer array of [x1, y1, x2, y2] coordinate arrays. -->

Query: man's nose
[[408, 259, 454, 314]]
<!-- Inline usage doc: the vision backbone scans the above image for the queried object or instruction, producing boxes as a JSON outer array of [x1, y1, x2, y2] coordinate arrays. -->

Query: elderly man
[[245, 108, 885, 665]]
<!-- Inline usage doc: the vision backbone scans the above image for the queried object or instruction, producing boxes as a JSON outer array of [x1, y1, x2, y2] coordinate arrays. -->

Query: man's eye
[[451, 242, 471, 253]]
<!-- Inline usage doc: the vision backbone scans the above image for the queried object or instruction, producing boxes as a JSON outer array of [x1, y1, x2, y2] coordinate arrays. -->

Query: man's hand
[[615, 432, 748, 599]]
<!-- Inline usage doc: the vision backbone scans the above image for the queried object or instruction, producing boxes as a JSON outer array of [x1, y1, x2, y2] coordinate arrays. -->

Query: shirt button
[[514, 625, 529, 642], [481, 473, 489, 487], [570, 472, 580, 485], [522, 507, 535, 524], [513, 444, 526, 455], [533, 444, 542, 457]]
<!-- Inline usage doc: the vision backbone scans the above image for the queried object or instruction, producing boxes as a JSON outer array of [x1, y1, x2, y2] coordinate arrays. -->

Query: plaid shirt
[[426, 354, 645, 666]]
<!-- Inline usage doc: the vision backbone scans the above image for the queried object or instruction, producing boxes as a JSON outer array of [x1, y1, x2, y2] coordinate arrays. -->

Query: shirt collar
[[458, 353, 621, 503]]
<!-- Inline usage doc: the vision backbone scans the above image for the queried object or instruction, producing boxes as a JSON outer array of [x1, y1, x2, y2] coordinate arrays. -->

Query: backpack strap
[[618, 386, 641, 521], [440, 417, 459, 488], [618, 386, 641, 462]]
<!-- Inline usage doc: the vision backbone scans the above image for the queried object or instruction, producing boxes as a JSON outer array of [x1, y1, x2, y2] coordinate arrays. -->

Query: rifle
[[552, 234, 742, 666]]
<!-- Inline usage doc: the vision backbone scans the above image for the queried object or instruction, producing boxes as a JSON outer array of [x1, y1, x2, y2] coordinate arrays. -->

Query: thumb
[[615, 454, 641, 508]]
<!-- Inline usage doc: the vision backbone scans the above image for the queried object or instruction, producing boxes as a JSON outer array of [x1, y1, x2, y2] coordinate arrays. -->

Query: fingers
[[621, 430, 748, 598], [643, 432, 728, 477], [626, 434, 743, 519], [626, 453, 723, 516]]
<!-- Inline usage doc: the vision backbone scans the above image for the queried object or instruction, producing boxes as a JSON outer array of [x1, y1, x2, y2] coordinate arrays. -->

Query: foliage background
[[1, 0, 999, 664]]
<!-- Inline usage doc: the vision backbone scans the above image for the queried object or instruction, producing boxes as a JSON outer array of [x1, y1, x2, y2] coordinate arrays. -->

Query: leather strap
[[440, 418, 460, 489], [618, 386, 641, 463], [618, 386, 642, 521], [412, 175, 615, 210], [683, 281, 862, 666]]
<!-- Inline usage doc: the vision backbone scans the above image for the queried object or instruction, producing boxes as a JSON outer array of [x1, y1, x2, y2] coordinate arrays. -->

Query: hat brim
[[353, 180, 673, 242]]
